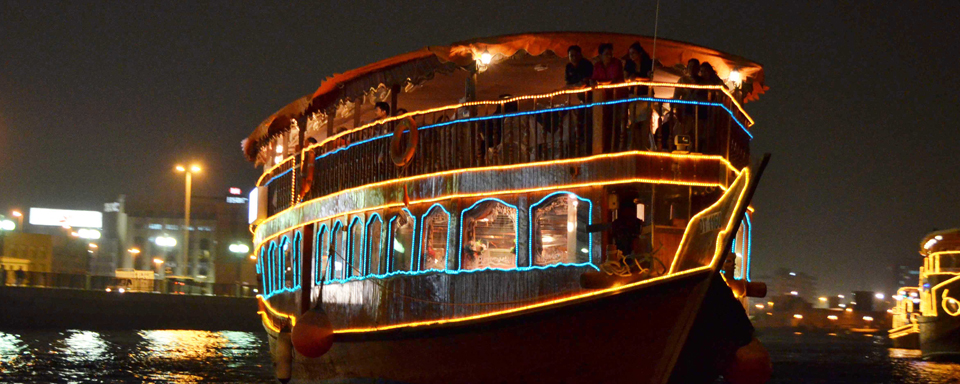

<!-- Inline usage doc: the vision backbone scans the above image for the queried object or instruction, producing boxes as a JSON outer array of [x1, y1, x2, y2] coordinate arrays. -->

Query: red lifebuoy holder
[[390, 117, 418, 167]]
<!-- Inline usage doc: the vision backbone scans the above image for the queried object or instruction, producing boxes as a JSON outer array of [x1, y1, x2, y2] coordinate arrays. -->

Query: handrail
[[256, 80, 754, 186]]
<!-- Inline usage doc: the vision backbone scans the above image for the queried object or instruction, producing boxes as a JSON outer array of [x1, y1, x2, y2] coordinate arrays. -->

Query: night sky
[[2, 1, 958, 295]]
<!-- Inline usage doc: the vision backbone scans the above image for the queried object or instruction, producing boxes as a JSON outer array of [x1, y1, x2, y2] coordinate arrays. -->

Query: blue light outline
[[745, 213, 752, 282], [364, 213, 384, 276], [330, 220, 345, 280], [420, 204, 452, 272], [266, 240, 277, 294], [457, 198, 520, 271], [264, 96, 751, 185], [527, 192, 597, 270], [347, 216, 364, 278], [277, 235, 289, 291], [387, 216, 397, 273], [293, 230, 302, 289], [313, 223, 328, 284]]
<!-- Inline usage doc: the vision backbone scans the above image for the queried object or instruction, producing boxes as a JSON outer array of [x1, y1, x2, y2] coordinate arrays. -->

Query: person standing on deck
[[591, 43, 624, 84], [564, 45, 594, 87]]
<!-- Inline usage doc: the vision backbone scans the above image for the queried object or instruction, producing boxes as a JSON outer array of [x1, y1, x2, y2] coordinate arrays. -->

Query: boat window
[[281, 235, 294, 288], [366, 215, 383, 275], [348, 217, 364, 278], [330, 221, 347, 280], [530, 193, 591, 266], [389, 210, 417, 273], [461, 199, 518, 270], [421, 205, 451, 271], [315, 224, 328, 284]]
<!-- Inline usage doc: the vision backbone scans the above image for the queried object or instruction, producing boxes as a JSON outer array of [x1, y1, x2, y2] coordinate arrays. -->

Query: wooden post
[[592, 90, 605, 155], [390, 84, 401, 116], [325, 109, 335, 139]]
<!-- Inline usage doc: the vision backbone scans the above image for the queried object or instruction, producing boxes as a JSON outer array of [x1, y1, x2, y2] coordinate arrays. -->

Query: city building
[[0, 232, 53, 273]]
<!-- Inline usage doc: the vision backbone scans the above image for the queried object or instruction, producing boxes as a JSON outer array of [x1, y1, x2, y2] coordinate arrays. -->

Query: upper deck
[[245, 33, 765, 231]]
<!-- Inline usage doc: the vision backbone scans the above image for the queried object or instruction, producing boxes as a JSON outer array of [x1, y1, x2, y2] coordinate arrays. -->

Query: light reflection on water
[[0, 329, 271, 383]]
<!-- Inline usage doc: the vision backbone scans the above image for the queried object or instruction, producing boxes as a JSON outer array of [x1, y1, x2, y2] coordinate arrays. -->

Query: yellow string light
[[255, 169, 753, 334], [256, 80, 755, 185], [254, 153, 740, 246]]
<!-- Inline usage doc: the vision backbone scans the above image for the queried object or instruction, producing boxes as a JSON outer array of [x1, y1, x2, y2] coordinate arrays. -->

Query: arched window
[[329, 221, 347, 280], [530, 192, 592, 267], [266, 241, 277, 293], [459, 199, 518, 270], [291, 231, 302, 288], [366, 214, 384, 276], [314, 224, 328, 284], [421, 204, 451, 271], [347, 217, 364, 278], [389, 209, 417, 273], [279, 236, 292, 289]]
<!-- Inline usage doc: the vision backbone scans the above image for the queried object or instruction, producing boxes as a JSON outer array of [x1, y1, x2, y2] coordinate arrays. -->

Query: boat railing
[[260, 81, 754, 217]]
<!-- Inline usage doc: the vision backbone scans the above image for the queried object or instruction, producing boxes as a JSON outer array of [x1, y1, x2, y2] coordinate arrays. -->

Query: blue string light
[[420, 204, 452, 272], [527, 192, 596, 270], [264, 96, 751, 185], [457, 198, 520, 271], [364, 213, 384, 276]]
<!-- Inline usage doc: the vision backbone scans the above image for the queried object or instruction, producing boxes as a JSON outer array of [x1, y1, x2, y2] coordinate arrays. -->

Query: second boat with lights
[[243, 32, 771, 383]]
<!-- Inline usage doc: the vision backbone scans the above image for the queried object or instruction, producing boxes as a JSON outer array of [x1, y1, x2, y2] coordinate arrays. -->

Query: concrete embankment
[[0, 286, 262, 331]]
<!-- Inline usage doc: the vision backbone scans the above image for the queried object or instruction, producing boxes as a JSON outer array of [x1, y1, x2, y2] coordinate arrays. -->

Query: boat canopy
[[243, 32, 767, 161], [920, 228, 960, 256]]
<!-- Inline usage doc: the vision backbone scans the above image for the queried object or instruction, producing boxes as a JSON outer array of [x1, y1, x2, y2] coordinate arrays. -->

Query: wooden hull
[[919, 314, 960, 361], [270, 270, 726, 383], [891, 331, 920, 350]]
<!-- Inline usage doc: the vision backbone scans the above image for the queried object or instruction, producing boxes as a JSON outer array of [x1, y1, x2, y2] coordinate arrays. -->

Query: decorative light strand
[[257, 84, 754, 186], [259, 170, 752, 331], [256, 150, 739, 236]]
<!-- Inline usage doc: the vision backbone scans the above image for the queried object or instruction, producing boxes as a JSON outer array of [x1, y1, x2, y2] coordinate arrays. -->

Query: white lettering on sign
[[699, 212, 723, 234], [104, 202, 121, 212]]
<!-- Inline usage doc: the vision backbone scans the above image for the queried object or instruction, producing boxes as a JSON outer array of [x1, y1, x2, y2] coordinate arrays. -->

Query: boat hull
[[919, 315, 960, 361], [891, 331, 920, 350], [269, 270, 727, 384]]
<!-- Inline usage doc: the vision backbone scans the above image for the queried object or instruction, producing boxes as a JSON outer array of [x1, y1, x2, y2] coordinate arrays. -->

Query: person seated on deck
[[564, 45, 594, 88], [333, 127, 349, 149], [591, 43, 624, 85], [374, 101, 391, 120]]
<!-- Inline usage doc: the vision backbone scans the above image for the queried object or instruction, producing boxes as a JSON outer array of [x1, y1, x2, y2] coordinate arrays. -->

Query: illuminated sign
[[104, 202, 121, 212], [229, 187, 242, 195], [77, 228, 101, 239], [226, 196, 248, 204], [155, 236, 177, 247], [28, 208, 103, 228], [248, 188, 258, 224]]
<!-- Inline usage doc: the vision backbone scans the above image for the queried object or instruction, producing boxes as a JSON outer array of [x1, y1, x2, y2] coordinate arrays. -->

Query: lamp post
[[175, 164, 200, 277], [11, 211, 23, 232]]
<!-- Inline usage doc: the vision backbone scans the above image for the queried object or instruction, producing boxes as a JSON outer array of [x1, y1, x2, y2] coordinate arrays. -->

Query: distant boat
[[914, 229, 960, 360], [243, 32, 770, 383]]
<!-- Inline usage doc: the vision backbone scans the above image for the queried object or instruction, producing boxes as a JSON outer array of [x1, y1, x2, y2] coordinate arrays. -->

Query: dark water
[[760, 329, 960, 384], [2, 328, 960, 383], [0, 330, 273, 383]]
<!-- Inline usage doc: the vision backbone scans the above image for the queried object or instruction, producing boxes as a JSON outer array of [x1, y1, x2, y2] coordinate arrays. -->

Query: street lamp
[[11, 211, 23, 232], [175, 163, 201, 277]]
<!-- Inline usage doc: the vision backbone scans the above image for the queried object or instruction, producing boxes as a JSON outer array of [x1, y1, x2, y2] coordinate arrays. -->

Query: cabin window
[[530, 193, 592, 266], [389, 209, 417, 272], [314, 224, 328, 284], [329, 221, 347, 280], [366, 215, 384, 275], [280, 236, 294, 289], [460, 199, 518, 270], [348, 217, 364, 278], [421, 205, 451, 271]]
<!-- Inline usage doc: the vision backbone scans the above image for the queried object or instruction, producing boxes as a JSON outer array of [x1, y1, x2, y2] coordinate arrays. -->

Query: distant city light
[[155, 236, 177, 247], [790, 291, 798, 295], [863, 316, 874, 322], [839, 304, 847, 308], [818, 297, 827, 302], [11, 210, 22, 217], [249, 255, 257, 261], [767, 301, 774, 306], [875, 293, 885, 300], [789, 272, 796, 276], [229, 243, 250, 254], [88, 243, 98, 249], [936, 235, 944, 241], [118, 288, 126, 294], [845, 308, 853, 312], [0, 220, 15, 231], [77, 228, 101, 240], [229, 187, 242, 195], [827, 315, 838, 320], [851, 302, 857, 305], [153, 258, 164, 265], [793, 314, 803, 319], [755, 304, 765, 309], [838, 294, 845, 298]]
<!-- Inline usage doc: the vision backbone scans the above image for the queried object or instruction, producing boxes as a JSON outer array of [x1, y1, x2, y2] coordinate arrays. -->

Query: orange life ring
[[390, 117, 418, 167], [299, 150, 315, 198]]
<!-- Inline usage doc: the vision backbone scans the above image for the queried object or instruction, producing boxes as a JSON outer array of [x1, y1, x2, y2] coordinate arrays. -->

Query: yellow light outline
[[254, 151, 739, 243], [943, 289, 960, 317], [256, 169, 752, 335], [256, 80, 754, 185]]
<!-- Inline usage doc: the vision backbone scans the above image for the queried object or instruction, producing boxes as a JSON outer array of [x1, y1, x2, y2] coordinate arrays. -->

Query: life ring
[[299, 150, 315, 198], [390, 117, 418, 167]]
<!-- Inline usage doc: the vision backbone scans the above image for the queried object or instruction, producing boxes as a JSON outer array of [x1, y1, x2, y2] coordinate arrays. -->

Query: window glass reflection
[[421, 206, 450, 271], [367, 216, 383, 275], [390, 210, 416, 272], [349, 218, 363, 278], [531, 193, 590, 266], [461, 199, 518, 270]]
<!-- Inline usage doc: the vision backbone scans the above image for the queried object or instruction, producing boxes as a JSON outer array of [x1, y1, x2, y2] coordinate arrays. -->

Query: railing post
[[592, 90, 605, 155]]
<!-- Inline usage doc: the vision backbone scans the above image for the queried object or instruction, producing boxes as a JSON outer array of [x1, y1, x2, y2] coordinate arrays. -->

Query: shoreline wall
[[0, 286, 262, 331]]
